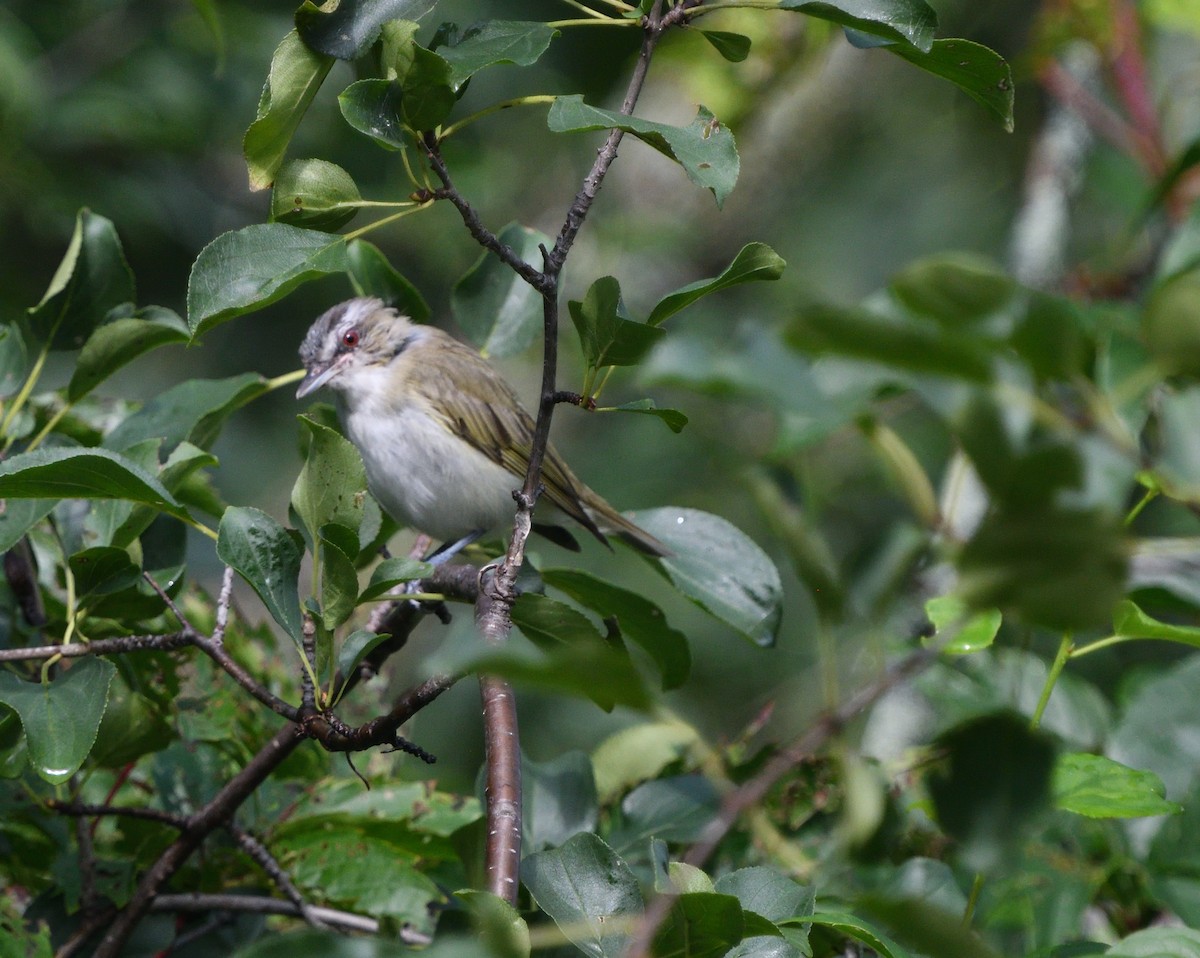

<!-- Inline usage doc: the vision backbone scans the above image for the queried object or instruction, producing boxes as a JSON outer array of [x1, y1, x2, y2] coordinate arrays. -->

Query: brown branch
[[227, 824, 321, 926], [623, 647, 940, 958], [0, 632, 192, 662], [302, 673, 456, 754]]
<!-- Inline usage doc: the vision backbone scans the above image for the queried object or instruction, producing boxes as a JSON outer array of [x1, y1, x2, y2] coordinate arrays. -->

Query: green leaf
[[512, 593, 605, 649], [786, 303, 994, 381], [187, 224, 350, 337], [1010, 292, 1087, 382], [347, 239, 431, 322], [318, 525, 360, 630], [336, 628, 389, 681], [522, 751, 599, 853], [439, 21, 559, 88], [654, 893, 745, 958], [401, 45, 455, 131], [888, 252, 1015, 326], [715, 867, 813, 923], [648, 243, 786, 326], [104, 373, 269, 454], [339, 79, 407, 150], [0, 499, 56, 553], [631, 507, 783, 646], [1113, 598, 1200, 649], [0, 447, 183, 515], [701, 30, 752, 62], [888, 38, 1014, 133], [91, 675, 172, 768], [1144, 271, 1200, 377], [548, 96, 739, 208], [0, 324, 27, 399], [243, 31, 335, 191], [217, 506, 304, 641], [957, 504, 1126, 631], [452, 222, 550, 357], [1106, 928, 1200, 958], [359, 556, 433, 601], [295, 0, 438, 59], [0, 658, 116, 784], [591, 720, 699, 803], [521, 833, 643, 958], [68, 546, 141, 598], [1053, 752, 1181, 819], [543, 568, 690, 689], [270, 158, 362, 231], [779, 0, 937, 51], [856, 897, 1001, 958], [609, 775, 720, 852], [569, 276, 665, 368], [27, 209, 135, 350], [793, 912, 911, 958], [603, 400, 688, 433], [68, 307, 189, 402], [928, 712, 1056, 872], [922, 594, 1001, 654], [457, 890, 531, 958], [291, 415, 369, 545]]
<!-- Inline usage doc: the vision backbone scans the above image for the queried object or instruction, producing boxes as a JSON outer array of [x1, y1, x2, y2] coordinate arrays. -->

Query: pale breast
[[342, 399, 520, 543]]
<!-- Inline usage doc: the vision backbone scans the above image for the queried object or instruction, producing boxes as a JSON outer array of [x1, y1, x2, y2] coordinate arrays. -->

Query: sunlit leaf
[[1053, 752, 1181, 819], [270, 158, 362, 231]]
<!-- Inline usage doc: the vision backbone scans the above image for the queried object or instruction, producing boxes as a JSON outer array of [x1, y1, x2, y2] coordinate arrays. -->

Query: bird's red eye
[[341, 329, 360, 348]]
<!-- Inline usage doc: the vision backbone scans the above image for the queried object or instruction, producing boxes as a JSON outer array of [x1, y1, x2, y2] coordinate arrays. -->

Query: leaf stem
[[266, 368, 305, 392], [1030, 632, 1072, 730], [1, 336, 53, 449], [546, 17, 639, 27], [1069, 633, 1128, 658], [439, 96, 559, 140], [1124, 486, 1157, 525], [342, 200, 435, 242]]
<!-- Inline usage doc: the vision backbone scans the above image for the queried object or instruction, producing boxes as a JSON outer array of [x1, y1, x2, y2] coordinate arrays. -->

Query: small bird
[[297, 297, 670, 558]]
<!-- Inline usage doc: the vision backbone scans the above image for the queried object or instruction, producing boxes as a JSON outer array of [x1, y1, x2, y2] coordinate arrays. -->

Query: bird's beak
[[296, 362, 339, 399]]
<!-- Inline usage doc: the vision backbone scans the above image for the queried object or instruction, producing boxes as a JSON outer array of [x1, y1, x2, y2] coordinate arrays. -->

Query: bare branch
[[213, 566, 235, 644]]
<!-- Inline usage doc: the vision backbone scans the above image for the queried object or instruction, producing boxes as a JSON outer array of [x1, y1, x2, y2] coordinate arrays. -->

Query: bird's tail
[[584, 495, 672, 557]]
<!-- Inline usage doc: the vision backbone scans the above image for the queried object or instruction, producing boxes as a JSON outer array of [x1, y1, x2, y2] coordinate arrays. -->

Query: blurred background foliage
[[3, 0, 1200, 839]]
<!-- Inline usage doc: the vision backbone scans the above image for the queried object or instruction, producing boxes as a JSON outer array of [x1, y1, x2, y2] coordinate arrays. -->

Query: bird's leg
[[424, 529, 486, 567]]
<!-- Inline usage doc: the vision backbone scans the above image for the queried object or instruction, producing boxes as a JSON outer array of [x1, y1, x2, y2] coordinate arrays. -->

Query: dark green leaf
[[701, 30, 752, 62], [104, 373, 268, 453], [631, 507, 783, 646], [359, 556, 433, 601], [347, 240, 431, 322], [336, 629, 389, 682], [0, 447, 183, 515], [512, 593, 605, 649], [543, 568, 690, 689], [295, 0, 438, 59], [0, 499, 55, 553], [569, 276, 665, 368], [888, 252, 1015, 325], [928, 712, 1056, 872], [0, 324, 28, 399], [452, 222, 550, 357], [888, 38, 1014, 133], [654, 893, 745, 958], [786, 304, 994, 381], [270, 158, 362, 231], [521, 833, 643, 958], [27, 209, 135, 350], [603, 400, 688, 433], [318, 526, 359, 630], [243, 31, 335, 191], [91, 676, 172, 768], [291, 415, 369, 545], [217, 506, 304, 641], [1053, 752, 1180, 819], [187, 224, 350, 338], [339, 79, 407, 150], [610, 775, 720, 852], [793, 912, 911, 958], [714, 867, 813, 923], [402, 45, 455, 131], [522, 751, 599, 853], [1148, 781, 1200, 927], [439, 21, 559, 88], [69, 546, 141, 598], [1010, 292, 1088, 382], [548, 96, 739, 207], [68, 307, 189, 401], [957, 504, 1126, 631], [648, 243, 786, 326], [0, 658, 116, 784], [857, 897, 1001, 958], [779, 0, 936, 51]]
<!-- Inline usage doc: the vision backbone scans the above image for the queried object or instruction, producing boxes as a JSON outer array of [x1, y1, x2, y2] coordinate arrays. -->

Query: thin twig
[[143, 572, 197, 636], [228, 824, 323, 926], [623, 647, 939, 958]]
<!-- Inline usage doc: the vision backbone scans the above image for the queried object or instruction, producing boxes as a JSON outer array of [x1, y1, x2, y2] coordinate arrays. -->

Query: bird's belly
[[345, 404, 519, 543]]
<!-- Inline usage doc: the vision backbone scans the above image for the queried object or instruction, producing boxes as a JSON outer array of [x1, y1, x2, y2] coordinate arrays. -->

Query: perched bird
[[297, 297, 670, 558]]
